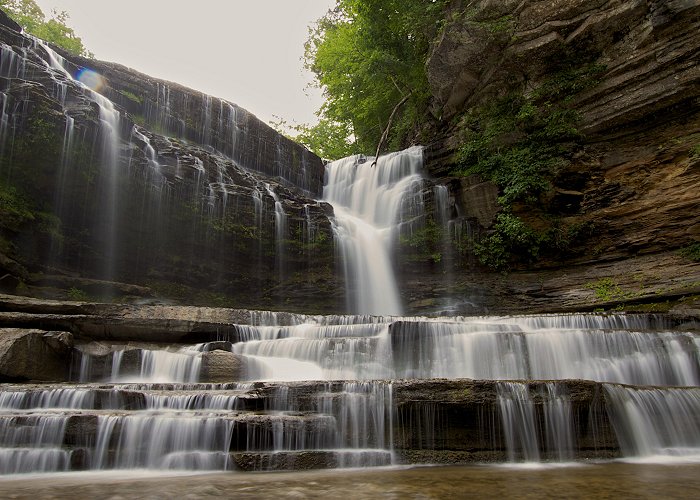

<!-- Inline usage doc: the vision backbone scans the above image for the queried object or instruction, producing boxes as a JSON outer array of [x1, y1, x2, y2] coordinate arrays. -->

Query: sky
[[33, 0, 336, 127]]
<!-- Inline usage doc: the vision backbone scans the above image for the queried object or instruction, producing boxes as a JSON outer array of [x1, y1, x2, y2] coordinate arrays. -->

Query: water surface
[[1, 463, 698, 499]]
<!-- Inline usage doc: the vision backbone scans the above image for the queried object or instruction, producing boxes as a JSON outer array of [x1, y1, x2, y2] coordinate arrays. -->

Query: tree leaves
[[298, 0, 448, 158], [0, 0, 91, 57]]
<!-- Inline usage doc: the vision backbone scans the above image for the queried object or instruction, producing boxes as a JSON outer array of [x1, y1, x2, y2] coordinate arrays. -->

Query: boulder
[[0, 328, 72, 381], [200, 350, 248, 383]]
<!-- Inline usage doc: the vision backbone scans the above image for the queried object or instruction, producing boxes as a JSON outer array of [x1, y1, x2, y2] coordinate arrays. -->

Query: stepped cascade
[[0, 4, 699, 482], [0, 311, 699, 473]]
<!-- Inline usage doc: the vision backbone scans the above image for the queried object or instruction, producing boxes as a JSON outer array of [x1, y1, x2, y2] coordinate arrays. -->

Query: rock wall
[[401, 0, 700, 314], [0, 14, 341, 313], [392, 379, 619, 463]]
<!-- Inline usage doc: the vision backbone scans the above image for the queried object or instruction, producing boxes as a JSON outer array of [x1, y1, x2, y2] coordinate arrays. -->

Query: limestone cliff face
[[412, 0, 700, 313], [0, 16, 340, 312]]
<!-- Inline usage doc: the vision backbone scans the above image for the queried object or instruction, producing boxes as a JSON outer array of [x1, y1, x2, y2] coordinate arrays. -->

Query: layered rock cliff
[[407, 0, 700, 314], [0, 13, 340, 312]]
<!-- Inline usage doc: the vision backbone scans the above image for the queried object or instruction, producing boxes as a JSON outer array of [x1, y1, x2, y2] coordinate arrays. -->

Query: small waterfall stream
[[604, 385, 700, 461]]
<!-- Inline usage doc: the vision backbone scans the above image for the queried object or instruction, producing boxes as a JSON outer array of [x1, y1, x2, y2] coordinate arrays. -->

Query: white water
[[0, 313, 698, 474], [496, 382, 576, 462], [77, 347, 202, 384], [323, 146, 425, 315], [264, 183, 287, 280], [92, 413, 235, 470], [225, 314, 699, 386], [498, 382, 541, 462], [605, 385, 700, 462]]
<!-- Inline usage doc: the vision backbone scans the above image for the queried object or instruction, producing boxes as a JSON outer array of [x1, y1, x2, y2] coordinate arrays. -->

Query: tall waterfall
[[323, 146, 425, 315]]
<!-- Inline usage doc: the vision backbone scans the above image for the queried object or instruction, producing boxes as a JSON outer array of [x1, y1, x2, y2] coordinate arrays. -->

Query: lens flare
[[76, 68, 106, 91]]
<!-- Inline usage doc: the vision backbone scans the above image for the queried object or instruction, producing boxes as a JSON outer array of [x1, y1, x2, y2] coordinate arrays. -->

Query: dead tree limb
[[371, 92, 412, 167]]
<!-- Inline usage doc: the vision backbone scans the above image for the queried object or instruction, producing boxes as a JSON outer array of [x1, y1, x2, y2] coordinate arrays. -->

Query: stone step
[[0, 410, 344, 451]]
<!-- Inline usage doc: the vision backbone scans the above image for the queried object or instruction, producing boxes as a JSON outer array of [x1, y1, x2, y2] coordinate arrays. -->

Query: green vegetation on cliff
[[0, 0, 91, 56], [296, 2, 613, 272], [454, 63, 606, 270]]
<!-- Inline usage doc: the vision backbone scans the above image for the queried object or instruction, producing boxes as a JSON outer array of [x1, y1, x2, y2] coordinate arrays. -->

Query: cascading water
[[323, 146, 425, 315], [265, 183, 288, 280], [604, 385, 700, 461], [23, 39, 125, 281], [0, 313, 698, 474], [497, 382, 541, 462], [0, 29, 331, 308], [0, 20, 698, 481]]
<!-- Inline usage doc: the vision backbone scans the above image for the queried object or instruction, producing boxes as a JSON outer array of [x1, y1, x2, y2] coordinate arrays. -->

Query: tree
[[301, 0, 447, 157], [0, 0, 91, 57], [271, 116, 359, 161]]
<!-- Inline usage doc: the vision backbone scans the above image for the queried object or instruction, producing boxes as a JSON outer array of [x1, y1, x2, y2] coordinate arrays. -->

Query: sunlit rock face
[[0, 17, 338, 312]]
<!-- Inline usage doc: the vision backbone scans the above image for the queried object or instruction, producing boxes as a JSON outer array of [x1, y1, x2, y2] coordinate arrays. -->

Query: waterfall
[[1, 19, 698, 476], [604, 385, 700, 461], [0, 416, 70, 474], [323, 146, 424, 315], [497, 382, 541, 462], [0, 313, 698, 474], [542, 383, 575, 461], [265, 183, 287, 281], [76, 347, 203, 383], [388, 318, 700, 385], [29, 38, 124, 281], [93, 413, 235, 470]]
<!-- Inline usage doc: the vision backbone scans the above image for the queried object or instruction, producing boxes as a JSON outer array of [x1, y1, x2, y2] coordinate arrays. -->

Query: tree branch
[[371, 92, 412, 167]]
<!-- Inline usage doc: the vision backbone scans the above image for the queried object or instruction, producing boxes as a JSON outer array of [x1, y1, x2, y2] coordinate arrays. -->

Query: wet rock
[[69, 448, 90, 471], [0, 20, 338, 315], [392, 379, 619, 461], [0, 328, 71, 381], [230, 413, 338, 452], [199, 341, 233, 352], [63, 414, 100, 446], [29, 275, 154, 300], [42, 331, 74, 354], [0, 273, 19, 293], [200, 350, 248, 383], [231, 451, 340, 471], [0, 252, 28, 282], [454, 175, 500, 227]]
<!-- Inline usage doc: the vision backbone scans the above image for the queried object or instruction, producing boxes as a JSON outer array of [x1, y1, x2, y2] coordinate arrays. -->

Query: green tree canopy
[[1, 0, 91, 57], [294, 0, 447, 159]]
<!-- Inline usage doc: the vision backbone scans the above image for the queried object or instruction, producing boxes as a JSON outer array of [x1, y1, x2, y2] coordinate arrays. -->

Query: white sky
[[33, 0, 335, 127]]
